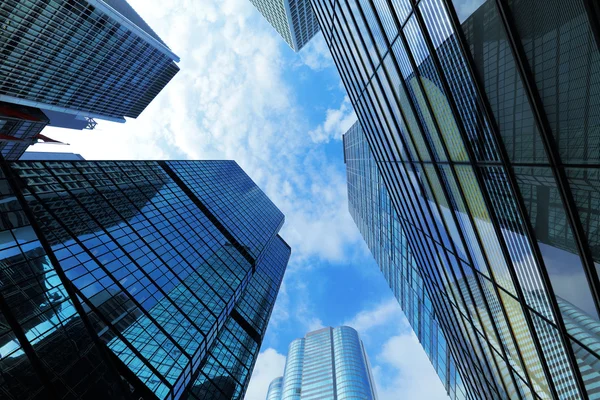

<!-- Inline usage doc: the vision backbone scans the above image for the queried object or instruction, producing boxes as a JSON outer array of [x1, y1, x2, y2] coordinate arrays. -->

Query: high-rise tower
[[320, 0, 600, 398], [345, 121, 469, 400], [0, 0, 180, 123], [248, 0, 320, 51], [0, 159, 290, 400], [265, 326, 377, 400]]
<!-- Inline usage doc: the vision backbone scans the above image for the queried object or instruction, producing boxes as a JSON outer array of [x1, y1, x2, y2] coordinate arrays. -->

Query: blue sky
[[32, 1, 449, 398]]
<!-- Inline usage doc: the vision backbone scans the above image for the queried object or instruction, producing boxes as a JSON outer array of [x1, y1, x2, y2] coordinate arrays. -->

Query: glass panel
[[498, 291, 552, 398], [450, 0, 486, 24], [393, 34, 448, 161], [454, 165, 516, 294], [384, 54, 430, 160], [530, 313, 581, 398], [404, 14, 469, 162], [507, 0, 600, 164], [373, 0, 399, 42], [565, 167, 600, 275], [420, 0, 500, 162], [479, 166, 559, 321], [453, 0, 548, 164], [340, 0, 377, 74], [422, 164, 467, 257], [377, 61, 416, 161], [514, 166, 599, 322], [357, 0, 388, 57], [390, 0, 413, 26], [569, 334, 600, 398]]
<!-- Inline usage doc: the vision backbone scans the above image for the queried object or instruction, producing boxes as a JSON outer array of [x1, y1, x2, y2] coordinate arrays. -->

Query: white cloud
[[306, 317, 325, 332], [35, 0, 363, 266], [244, 348, 286, 400], [343, 297, 404, 335], [297, 34, 334, 71], [308, 96, 357, 143], [374, 332, 449, 400]]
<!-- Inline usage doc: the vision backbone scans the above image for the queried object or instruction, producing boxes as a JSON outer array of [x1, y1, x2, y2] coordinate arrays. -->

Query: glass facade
[[344, 121, 469, 400], [267, 377, 284, 400], [265, 326, 377, 400], [0, 101, 49, 161], [0, 159, 290, 400], [248, 0, 321, 51], [0, 0, 180, 122], [315, 0, 600, 398]]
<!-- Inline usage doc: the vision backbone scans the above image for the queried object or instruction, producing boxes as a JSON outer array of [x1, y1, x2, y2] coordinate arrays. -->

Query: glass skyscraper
[[345, 121, 469, 400], [0, 159, 290, 400], [316, 0, 600, 398], [248, 0, 321, 51], [0, 0, 180, 123], [265, 326, 378, 400]]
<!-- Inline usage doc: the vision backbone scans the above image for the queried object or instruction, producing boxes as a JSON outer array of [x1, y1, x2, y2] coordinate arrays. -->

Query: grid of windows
[[344, 121, 470, 400], [248, 0, 321, 51], [249, 0, 295, 49], [267, 377, 284, 400], [190, 236, 290, 400], [281, 338, 304, 399], [288, 0, 321, 50], [313, 0, 600, 398], [0, 0, 179, 121], [0, 160, 290, 400], [168, 160, 285, 260], [267, 326, 377, 400]]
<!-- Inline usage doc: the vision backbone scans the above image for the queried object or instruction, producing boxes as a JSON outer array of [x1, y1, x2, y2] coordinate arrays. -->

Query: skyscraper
[[0, 0, 180, 123], [265, 326, 378, 400], [345, 121, 470, 400], [248, 0, 320, 51], [317, 0, 600, 398], [0, 159, 290, 400]]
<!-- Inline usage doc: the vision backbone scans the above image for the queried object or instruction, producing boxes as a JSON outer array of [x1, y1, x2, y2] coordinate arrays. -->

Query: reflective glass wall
[[312, 0, 600, 398], [0, 160, 290, 400], [344, 121, 469, 400], [0, 0, 179, 120]]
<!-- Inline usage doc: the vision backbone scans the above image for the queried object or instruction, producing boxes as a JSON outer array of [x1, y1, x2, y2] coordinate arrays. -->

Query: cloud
[[244, 348, 286, 400], [308, 96, 357, 143], [35, 0, 363, 266], [297, 34, 334, 70], [343, 297, 404, 336], [374, 332, 449, 400]]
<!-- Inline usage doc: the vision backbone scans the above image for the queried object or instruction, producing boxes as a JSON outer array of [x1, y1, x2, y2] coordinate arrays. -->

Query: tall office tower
[[0, 159, 290, 400], [344, 121, 470, 400], [265, 326, 378, 400], [0, 0, 180, 123], [248, 0, 320, 51], [318, 0, 600, 398]]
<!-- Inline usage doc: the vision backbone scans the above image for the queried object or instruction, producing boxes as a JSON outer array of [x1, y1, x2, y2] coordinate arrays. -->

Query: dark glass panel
[[514, 166, 599, 322], [452, 0, 548, 164], [507, 0, 600, 164]]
